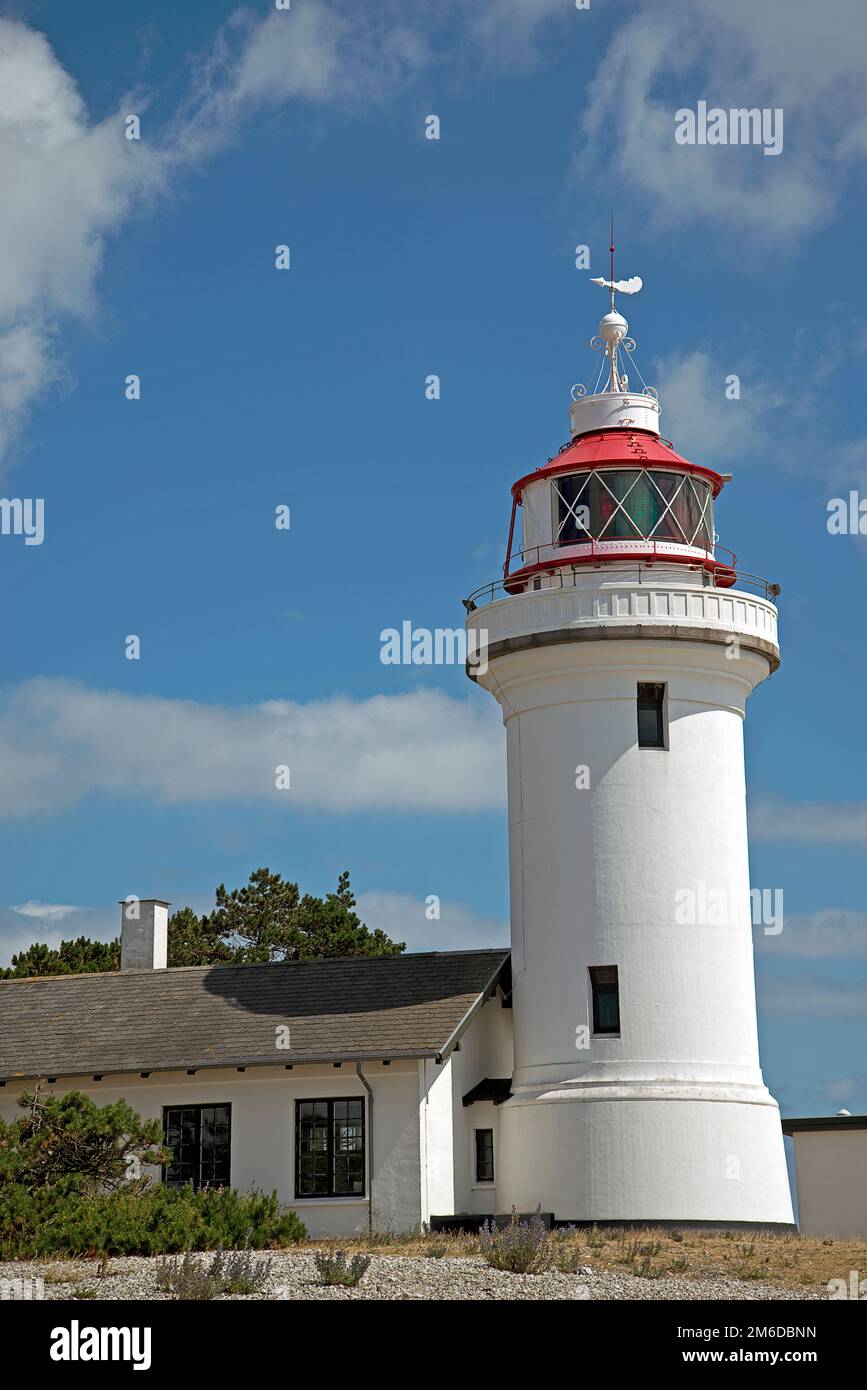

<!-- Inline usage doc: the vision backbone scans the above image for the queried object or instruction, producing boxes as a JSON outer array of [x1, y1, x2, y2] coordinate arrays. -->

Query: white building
[[783, 1115, 867, 1238], [2, 275, 814, 1234], [0, 902, 512, 1238]]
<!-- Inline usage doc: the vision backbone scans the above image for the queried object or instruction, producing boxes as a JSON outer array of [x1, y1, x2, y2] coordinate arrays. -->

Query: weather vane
[[590, 213, 643, 310], [570, 216, 657, 413], [584, 213, 644, 394]]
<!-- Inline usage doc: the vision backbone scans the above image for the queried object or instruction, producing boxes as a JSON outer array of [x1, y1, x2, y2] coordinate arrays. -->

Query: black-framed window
[[637, 682, 666, 748], [475, 1128, 495, 1183], [163, 1104, 231, 1191], [295, 1098, 365, 1198], [590, 966, 620, 1035]]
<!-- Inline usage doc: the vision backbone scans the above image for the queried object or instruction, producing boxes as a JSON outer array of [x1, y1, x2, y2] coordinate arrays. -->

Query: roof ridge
[[0, 945, 510, 987]]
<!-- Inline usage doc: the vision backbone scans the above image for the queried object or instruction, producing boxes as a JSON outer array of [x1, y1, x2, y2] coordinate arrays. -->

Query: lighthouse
[[464, 257, 794, 1228]]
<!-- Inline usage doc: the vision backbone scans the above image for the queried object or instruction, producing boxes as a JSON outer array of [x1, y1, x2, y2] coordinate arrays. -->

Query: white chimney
[[119, 898, 170, 971]]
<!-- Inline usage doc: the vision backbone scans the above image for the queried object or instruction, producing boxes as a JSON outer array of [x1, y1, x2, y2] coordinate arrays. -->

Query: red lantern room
[[501, 264, 738, 594]]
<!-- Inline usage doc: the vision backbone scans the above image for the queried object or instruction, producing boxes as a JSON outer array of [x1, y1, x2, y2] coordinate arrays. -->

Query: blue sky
[[0, 0, 865, 1117]]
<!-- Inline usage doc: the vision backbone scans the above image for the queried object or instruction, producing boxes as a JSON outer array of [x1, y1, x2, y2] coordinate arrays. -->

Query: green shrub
[[0, 1088, 168, 1191], [0, 1182, 307, 1259]]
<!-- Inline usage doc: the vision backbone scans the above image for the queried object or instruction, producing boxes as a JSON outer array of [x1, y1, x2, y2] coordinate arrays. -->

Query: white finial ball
[[599, 310, 628, 345]]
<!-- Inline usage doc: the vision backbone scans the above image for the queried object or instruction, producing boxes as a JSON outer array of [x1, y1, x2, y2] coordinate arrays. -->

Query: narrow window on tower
[[590, 966, 620, 1035], [637, 682, 666, 749]]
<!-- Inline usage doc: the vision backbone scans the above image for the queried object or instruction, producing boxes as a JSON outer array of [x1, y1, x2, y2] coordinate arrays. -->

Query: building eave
[[434, 956, 511, 1064], [782, 1114, 867, 1134]]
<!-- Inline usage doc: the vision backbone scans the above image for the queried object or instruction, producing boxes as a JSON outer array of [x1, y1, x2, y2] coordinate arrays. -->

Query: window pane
[[164, 1104, 231, 1193], [475, 1129, 495, 1183], [296, 1098, 365, 1199], [556, 473, 591, 543], [590, 967, 620, 1035], [596, 471, 642, 538], [637, 682, 665, 749], [621, 473, 658, 538]]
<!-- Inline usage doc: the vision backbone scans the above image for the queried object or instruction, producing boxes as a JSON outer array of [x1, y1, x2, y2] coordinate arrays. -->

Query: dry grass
[[318, 1225, 867, 1291], [42, 1262, 88, 1285]]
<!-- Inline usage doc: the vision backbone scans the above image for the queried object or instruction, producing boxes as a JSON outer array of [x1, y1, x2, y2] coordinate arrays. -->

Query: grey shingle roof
[[0, 949, 510, 1081]]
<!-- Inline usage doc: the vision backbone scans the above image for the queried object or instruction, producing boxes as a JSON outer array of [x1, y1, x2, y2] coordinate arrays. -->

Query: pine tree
[[1, 869, 404, 975], [1, 935, 120, 978]]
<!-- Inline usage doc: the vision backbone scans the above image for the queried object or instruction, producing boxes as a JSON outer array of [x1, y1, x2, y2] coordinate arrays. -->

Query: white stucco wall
[[0, 1061, 421, 1238], [419, 993, 514, 1221], [790, 1130, 867, 1238]]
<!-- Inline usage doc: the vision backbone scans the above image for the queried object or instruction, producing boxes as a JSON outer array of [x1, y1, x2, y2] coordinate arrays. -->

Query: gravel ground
[[0, 1253, 827, 1301]]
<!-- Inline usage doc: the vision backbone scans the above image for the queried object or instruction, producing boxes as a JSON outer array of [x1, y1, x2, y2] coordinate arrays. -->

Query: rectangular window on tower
[[637, 682, 666, 748], [590, 966, 620, 1036]]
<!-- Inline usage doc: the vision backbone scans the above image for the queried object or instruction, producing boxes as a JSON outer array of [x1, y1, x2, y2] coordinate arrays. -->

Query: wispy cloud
[[654, 349, 771, 467], [756, 909, 867, 958], [0, 19, 165, 463], [758, 973, 867, 1018], [11, 900, 82, 922], [357, 890, 507, 953], [822, 1074, 867, 1109], [582, 0, 867, 245], [0, 678, 504, 818], [750, 799, 867, 846], [0, 902, 115, 968], [0, 2, 430, 469]]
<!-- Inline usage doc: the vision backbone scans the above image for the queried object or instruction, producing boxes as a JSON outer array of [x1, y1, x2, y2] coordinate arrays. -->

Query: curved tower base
[[496, 1087, 794, 1228]]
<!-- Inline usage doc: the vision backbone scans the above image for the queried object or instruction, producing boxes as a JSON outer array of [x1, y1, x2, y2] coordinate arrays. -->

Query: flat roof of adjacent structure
[[782, 1114, 867, 1134]]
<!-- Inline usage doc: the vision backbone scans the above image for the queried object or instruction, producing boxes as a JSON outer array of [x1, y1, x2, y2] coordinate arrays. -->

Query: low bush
[[221, 1248, 275, 1294], [478, 1209, 551, 1275], [156, 1250, 226, 1301], [156, 1247, 276, 1299], [0, 1183, 307, 1259], [313, 1250, 370, 1287]]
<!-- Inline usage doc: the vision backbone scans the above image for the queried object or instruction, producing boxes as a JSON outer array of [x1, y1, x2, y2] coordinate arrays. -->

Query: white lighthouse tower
[[464, 258, 794, 1227]]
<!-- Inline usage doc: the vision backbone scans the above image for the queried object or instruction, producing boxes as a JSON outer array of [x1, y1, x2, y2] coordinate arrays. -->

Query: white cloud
[[0, 18, 165, 463], [0, 678, 504, 818], [582, 0, 867, 243], [822, 1074, 867, 1108], [756, 909, 867, 959], [0, 2, 431, 468], [467, 0, 569, 66], [653, 349, 771, 467], [0, 902, 117, 968], [750, 799, 867, 846], [758, 974, 867, 1019], [357, 890, 507, 953], [11, 900, 81, 921]]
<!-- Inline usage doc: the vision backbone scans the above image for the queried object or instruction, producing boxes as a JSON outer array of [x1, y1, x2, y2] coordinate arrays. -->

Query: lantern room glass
[[554, 469, 713, 549]]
